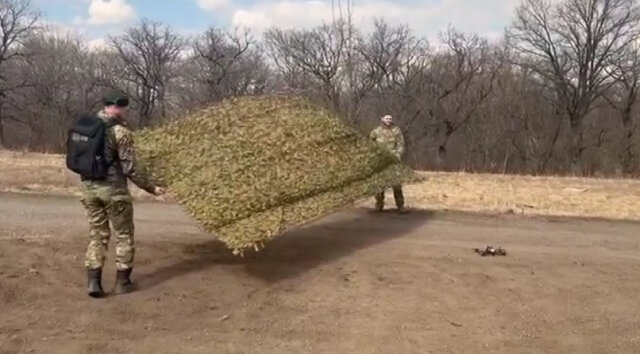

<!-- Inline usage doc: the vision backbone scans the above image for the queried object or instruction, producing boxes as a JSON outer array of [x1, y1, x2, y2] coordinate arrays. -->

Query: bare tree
[[190, 27, 269, 103], [351, 19, 428, 122], [358, 20, 425, 89], [108, 19, 184, 127], [12, 32, 99, 150], [7, 0, 640, 176], [508, 0, 640, 173], [417, 27, 499, 168], [492, 58, 564, 174], [264, 20, 349, 111], [0, 0, 39, 147], [606, 42, 640, 174]]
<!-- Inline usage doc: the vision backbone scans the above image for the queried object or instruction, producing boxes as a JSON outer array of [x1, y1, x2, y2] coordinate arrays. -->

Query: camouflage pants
[[80, 195, 135, 271], [375, 185, 404, 209]]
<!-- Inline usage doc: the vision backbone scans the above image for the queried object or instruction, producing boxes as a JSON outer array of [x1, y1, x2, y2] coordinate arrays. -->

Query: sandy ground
[[2, 192, 640, 354]]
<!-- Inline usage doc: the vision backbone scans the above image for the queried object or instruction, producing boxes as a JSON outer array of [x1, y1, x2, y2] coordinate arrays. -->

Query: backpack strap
[[105, 120, 120, 128], [103, 119, 122, 139]]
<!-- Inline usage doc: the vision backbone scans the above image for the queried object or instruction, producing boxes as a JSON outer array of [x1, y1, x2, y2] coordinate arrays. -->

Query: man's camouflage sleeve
[[114, 125, 157, 194], [369, 129, 378, 142], [395, 128, 405, 158]]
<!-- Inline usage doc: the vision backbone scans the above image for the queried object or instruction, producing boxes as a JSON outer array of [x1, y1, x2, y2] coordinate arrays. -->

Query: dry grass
[[0, 150, 77, 196], [402, 171, 640, 221], [3, 149, 640, 221], [0, 150, 151, 199]]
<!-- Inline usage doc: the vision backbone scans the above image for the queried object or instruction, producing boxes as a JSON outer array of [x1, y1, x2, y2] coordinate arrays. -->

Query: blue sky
[[36, 0, 219, 30], [34, 0, 518, 45]]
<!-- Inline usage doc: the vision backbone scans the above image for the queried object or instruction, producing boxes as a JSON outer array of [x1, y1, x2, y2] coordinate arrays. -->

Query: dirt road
[[1, 192, 640, 354]]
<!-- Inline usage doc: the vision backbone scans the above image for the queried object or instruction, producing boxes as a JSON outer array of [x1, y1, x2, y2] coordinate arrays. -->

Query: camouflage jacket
[[370, 125, 405, 158], [81, 110, 156, 198]]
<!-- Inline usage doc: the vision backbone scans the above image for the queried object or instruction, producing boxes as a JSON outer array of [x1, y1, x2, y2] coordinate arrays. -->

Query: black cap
[[103, 90, 129, 107]]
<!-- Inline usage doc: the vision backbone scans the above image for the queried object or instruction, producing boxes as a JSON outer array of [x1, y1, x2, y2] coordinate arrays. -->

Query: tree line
[[2, 0, 640, 177]]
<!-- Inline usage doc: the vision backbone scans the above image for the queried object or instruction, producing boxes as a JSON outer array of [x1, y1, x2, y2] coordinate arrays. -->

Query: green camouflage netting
[[135, 95, 421, 255]]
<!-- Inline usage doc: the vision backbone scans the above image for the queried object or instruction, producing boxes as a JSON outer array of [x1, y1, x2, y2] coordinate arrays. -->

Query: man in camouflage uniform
[[370, 114, 406, 212], [81, 90, 165, 298]]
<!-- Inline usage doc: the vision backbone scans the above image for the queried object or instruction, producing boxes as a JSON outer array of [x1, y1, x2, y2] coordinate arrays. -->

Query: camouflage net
[[136, 95, 421, 255]]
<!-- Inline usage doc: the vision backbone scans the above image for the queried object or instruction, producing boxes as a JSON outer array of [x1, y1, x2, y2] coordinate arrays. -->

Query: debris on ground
[[474, 246, 507, 256]]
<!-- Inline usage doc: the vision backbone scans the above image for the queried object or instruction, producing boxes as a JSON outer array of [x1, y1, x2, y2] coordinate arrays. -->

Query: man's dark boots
[[87, 268, 105, 298], [114, 268, 136, 294]]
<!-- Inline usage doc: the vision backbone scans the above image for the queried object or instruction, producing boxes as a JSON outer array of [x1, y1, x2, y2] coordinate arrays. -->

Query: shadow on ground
[[137, 208, 433, 288]]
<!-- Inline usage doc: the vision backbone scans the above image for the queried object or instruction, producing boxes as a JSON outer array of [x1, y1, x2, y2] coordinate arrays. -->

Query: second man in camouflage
[[370, 114, 406, 212]]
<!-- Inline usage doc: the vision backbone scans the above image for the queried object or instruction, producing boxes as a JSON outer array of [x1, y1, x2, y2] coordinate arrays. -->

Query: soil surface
[[1, 192, 640, 354]]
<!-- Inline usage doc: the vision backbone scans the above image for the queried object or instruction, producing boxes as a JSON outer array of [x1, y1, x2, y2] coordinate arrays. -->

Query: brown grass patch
[[402, 171, 640, 221], [0, 150, 77, 196], [3, 149, 640, 221], [0, 150, 150, 199]]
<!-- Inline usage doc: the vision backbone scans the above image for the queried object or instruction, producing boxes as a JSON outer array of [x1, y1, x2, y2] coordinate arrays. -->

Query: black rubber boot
[[374, 192, 384, 212], [87, 268, 105, 298], [393, 186, 405, 212], [114, 268, 136, 295]]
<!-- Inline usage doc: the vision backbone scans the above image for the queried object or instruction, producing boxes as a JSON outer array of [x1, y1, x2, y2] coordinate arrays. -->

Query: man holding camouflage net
[[370, 114, 406, 212], [72, 90, 165, 298]]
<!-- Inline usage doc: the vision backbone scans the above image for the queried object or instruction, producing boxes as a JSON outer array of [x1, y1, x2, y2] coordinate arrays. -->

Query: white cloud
[[87, 37, 108, 50], [232, 0, 331, 31], [218, 0, 518, 41], [87, 0, 136, 25], [197, 0, 231, 11]]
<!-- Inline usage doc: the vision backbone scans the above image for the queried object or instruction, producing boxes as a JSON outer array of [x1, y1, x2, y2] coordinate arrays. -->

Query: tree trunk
[[437, 133, 453, 170], [159, 86, 167, 120], [435, 120, 455, 170], [0, 103, 5, 149], [0, 117, 5, 149], [568, 116, 585, 175], [620, 110, 636, 175], [537, 119, 562, 175], [437, 144, 447, 169]]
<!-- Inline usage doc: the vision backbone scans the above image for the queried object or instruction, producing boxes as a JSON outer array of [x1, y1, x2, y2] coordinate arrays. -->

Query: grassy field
[[3, 149, 640, 221], [403, 171, 640, 221], [0, 150, 151, 199]]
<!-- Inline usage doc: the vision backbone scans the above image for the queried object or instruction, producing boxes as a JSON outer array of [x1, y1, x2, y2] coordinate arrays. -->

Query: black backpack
[[65, 114, 117, 180]]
